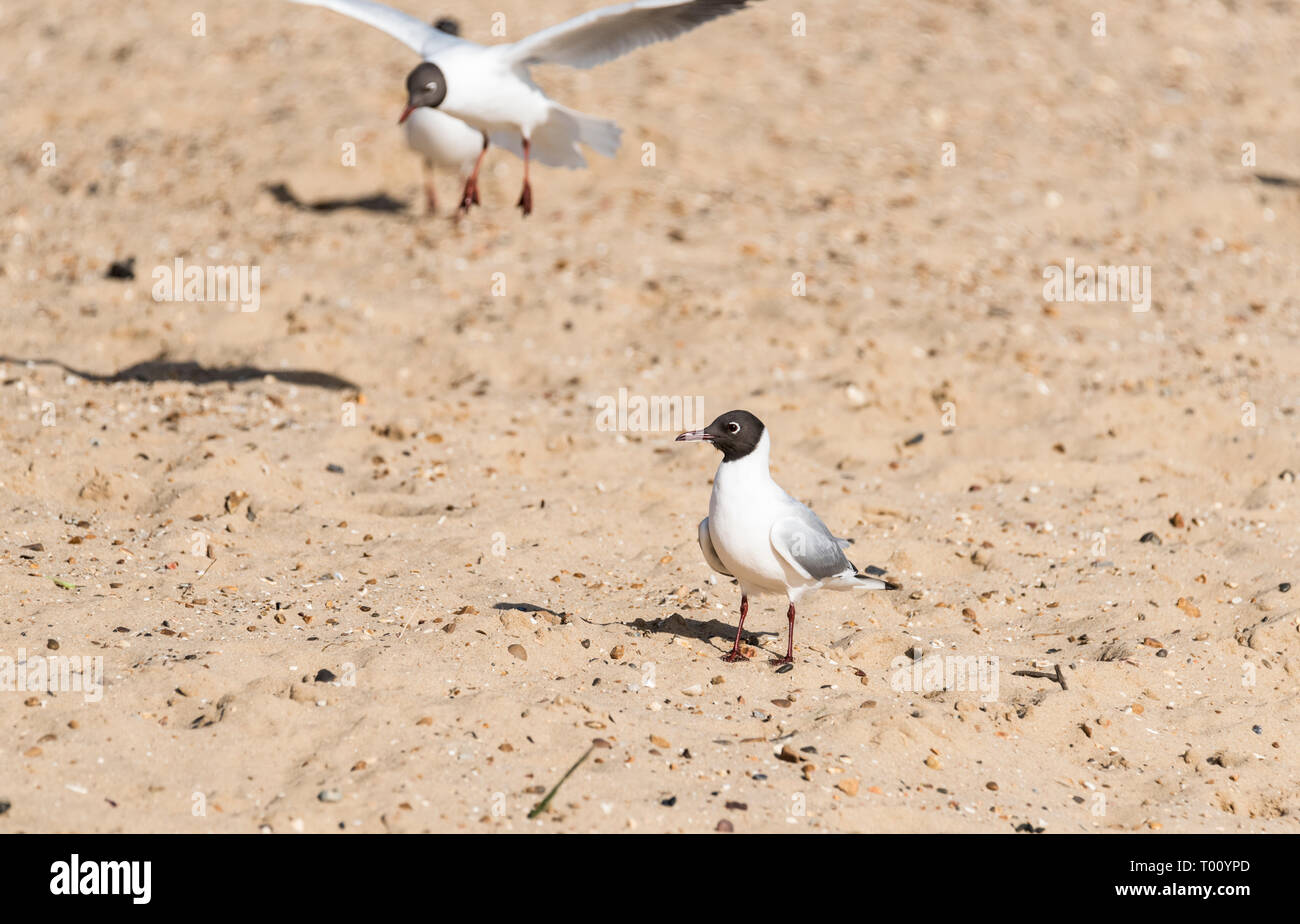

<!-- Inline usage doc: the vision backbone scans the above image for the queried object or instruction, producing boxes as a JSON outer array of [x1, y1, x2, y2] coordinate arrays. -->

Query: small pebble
[[318, 789, 342, 803], [1280, 583, 1292, 593], [314, 668, 336, 683], [715, 819, 734, 832], [1139, 532, 1161, 545]]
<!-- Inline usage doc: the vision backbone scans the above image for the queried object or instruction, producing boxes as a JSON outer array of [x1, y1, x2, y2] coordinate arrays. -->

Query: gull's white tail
[[529, 104, 622, 169]]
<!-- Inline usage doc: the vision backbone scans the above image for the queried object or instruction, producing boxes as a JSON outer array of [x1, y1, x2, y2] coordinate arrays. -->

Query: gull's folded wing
[[770, 515, 854, 581], [506, 0, 755, 70], [697, 518, 732, 577], [287, 0, 464, 58]]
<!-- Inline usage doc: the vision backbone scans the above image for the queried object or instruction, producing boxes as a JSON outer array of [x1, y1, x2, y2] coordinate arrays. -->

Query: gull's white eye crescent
[[425, 81, 439, 91], [727, 422, 740, 434]]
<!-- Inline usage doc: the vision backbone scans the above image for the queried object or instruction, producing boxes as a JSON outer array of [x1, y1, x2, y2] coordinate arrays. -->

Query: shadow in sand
[[265, 182, 408, 214], [1256, 174, 1300, 188], [1, 355, 359, 391], [494, 602, 563, 617], [628, 611, 774, 646]]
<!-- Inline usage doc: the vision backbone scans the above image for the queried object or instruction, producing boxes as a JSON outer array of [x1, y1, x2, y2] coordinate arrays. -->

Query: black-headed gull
[[289, 0, 761, 215], [676, 411, 899, 666], [401, 18, 492, 214]]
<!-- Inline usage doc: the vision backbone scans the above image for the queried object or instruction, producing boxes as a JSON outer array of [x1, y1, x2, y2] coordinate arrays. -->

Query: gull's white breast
[[403, 108, 483, 172], [706, 433, 797, 595]]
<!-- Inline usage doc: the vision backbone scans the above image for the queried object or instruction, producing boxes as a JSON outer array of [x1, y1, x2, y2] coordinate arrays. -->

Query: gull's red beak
[[675, 429, 713, 442], [398, 104, 416, 125]]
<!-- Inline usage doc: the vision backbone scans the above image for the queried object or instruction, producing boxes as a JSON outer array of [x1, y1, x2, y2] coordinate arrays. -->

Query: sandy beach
[[1, 0, 1298, 833]]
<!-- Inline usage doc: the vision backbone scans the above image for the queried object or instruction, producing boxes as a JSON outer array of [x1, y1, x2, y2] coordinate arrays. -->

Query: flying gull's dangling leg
[[516, 138, 533, 216], [459, 132, 490, 214]]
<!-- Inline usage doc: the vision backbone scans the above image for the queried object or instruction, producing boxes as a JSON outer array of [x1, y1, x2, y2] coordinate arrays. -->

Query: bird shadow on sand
[[264, 182, 408, 214], [626, 611, 775, 647], [1256, 173, 1300, 188], [494, 602, 564, 617], [1, 355, 359, 391]]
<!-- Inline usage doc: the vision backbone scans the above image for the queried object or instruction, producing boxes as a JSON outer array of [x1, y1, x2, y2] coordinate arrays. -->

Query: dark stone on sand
[[106, 257, 136, 279]]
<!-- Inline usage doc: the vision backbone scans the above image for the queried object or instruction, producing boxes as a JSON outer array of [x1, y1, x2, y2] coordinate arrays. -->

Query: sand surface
[[2, 0, 1299, 833]]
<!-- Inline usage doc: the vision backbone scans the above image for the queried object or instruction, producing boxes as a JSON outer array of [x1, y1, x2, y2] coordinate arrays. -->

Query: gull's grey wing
[[697, 517, 732, 577], [505, 0, 756, 70], [770, 514, 855, 581], [835, 536, 854, 549], [287, 0, 467, 58]]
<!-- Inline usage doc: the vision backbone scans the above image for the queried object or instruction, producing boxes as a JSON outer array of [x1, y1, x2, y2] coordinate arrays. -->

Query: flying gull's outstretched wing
[[506, 0, 756, 70], [288, 0, 465, 58]]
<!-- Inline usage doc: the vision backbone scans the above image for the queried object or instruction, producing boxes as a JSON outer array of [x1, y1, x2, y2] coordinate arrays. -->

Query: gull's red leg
[[423, 166, 438, 215], [769, 603, 795, 666], [721, 594, 749, 662], [459, 133, 489, 214], [517, 138, 532, 216]]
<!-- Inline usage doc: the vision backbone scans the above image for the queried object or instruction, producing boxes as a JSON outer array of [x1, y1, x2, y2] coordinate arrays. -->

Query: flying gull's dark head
[[400, 61, 447, 123], [675, 409, 765, 463]]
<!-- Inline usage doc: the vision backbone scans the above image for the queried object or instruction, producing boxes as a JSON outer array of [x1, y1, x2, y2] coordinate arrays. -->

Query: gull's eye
[[727, 422, 740, 435]]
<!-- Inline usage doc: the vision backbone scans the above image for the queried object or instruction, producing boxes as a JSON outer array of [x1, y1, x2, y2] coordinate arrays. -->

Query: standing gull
[[288, 0, 761, 215], [676, 410, 899, 666]]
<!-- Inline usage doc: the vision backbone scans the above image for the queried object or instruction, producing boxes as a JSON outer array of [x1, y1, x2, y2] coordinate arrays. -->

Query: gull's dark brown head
[[675, 409, 765, 463], [400, 62, 447, 123]]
